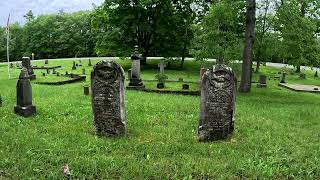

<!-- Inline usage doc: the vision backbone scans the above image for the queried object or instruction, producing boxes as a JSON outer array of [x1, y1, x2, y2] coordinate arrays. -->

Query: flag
[[6, 13, 10, 34]]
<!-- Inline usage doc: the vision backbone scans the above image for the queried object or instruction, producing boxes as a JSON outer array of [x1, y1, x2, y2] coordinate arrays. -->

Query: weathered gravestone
[[128, 46, 144, 88], [198, 65, 236, 141], [14, 68, 36, 117], [158, 60, 167, 75], [91, 61, 126, 137], [182, 84, 190, 90], [22, 57, 36, 80], [257, 75, 267, 88], [45, 59, 49, 64]]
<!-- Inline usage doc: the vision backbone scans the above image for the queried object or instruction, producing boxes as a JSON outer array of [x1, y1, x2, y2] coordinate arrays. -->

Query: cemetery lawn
[[0, 59, 320, 179]]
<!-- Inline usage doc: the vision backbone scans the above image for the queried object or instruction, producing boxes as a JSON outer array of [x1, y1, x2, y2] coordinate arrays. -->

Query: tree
[[239, 0, 256, 93], [276, 0, 319, 73], [191, 0, 245, 64], [91, 0, 196, 65]]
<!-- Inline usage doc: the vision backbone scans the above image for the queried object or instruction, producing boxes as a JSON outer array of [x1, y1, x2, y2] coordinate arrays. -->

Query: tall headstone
[[72, 61, 77, 70], [128, 46, 144, 88], [158, 60, 167, 74], [84, 85, 90, 95], [91, 61, 126, 137], [257, 75, 267, 88], [22, 57, 36, 80], [198, 65, 236, 141], [14, 68, 36, 117], [280, 72, 286, 83], [88, 59, 92, 66]]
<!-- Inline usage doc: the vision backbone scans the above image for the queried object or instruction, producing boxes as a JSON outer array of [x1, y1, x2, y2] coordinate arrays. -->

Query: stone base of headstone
[[257, 83, 267, 88], [14, 105, 36, 117], [157, 82, 165, 89], [29, 74, 36, 80], [128, 78, 145, 88], [182, 84, 189, 90], [198, 125, 233, 142]]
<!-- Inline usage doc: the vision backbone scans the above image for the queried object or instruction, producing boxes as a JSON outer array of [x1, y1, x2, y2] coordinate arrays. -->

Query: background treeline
[[0, 0, 319, 71]]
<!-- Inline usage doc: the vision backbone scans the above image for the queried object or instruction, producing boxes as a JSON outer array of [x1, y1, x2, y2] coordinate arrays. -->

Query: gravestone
[[42, 72, 46, 76], [72, 61, 77, 70], [127, 69, 132, 80], [128, 46, 144, 88], [178, 78, 184, 82], [182, 84, 190, 90], [88, 59, 92, 66], [14, 68, 36, 117], [158, 60, 167, 75], [91, 61, 126, 137], [84, 85, 90, 95], [198, 64, 236, 141], [314, 71, 318, 77], [46, 69, 50, 74], [257, 75, 267, 88], [57, 72, 60, 76], [10, 63, 14, 68], [280, 72, 286, 83], [22, 57, 36, 80], [82, 69, 86, 75], [53, 68, 56, 74], [45, 59, 49, 64]]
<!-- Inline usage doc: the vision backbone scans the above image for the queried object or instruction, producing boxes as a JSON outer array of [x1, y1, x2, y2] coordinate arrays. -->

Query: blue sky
[[0, 0, 104, 26]]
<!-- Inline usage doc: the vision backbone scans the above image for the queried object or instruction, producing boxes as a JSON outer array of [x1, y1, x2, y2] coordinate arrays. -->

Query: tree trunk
[[239, 0, 256, 93], [180, 44, 187, 68], [296, 66, 301, 73]]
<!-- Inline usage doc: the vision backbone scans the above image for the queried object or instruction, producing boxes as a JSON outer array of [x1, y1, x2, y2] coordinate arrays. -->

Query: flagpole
[[6, 13, 10, 79], [7, 27, 10, 79]]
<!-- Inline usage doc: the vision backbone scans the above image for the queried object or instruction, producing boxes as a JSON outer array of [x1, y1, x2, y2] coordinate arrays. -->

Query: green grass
[[0, 59, 320, 179]]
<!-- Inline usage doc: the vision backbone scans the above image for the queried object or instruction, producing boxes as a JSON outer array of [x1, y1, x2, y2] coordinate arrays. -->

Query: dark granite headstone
[[72, 61, 77, 70], [198, 65, 236, 141], [14, 68, 36, 117], [10, 63, 14, 68], [127, 69, 132, 80], [128, 46, 144, 88], [84, 85, 90, 95], [45, 59, 49, 64], [46, 69, 50, 74], [257, 75, 267, 88], [314, 71, 318, 77], [22, 57, 36, 80], [91, 61, 126, 137], [182, 84, 190, 90], [88, 59, 92, 66], [42, 72, 46, 76], [57, 72, 60, 76]]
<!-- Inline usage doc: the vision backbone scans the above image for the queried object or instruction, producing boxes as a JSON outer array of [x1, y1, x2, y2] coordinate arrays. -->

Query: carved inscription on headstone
[[91, 61, 126, 137], [22, 57, 36, 80], [198, 65, 236, 141]]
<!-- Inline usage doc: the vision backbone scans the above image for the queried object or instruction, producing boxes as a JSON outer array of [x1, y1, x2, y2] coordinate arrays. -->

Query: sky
[[0, 0, 104, 27]]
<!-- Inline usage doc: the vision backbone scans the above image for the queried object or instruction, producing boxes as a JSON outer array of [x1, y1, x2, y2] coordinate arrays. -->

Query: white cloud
[[0, 0, 104, 26]]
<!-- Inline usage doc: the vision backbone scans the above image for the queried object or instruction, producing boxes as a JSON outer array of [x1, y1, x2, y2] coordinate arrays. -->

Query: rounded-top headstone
[[91, 61, 126, 137]]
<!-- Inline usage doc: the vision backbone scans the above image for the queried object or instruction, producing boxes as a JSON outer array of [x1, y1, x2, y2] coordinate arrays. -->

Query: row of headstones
[[91, 61, 237, 141], [9, 60, 237, 141]]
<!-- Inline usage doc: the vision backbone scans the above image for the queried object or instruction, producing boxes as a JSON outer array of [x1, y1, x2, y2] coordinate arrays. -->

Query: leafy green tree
[[191, 0, 245, 64], [91, 0, 196, 65]]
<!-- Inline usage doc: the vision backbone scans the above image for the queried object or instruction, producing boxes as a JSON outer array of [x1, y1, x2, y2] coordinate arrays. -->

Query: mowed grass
[[0, 59, 320, 179]]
